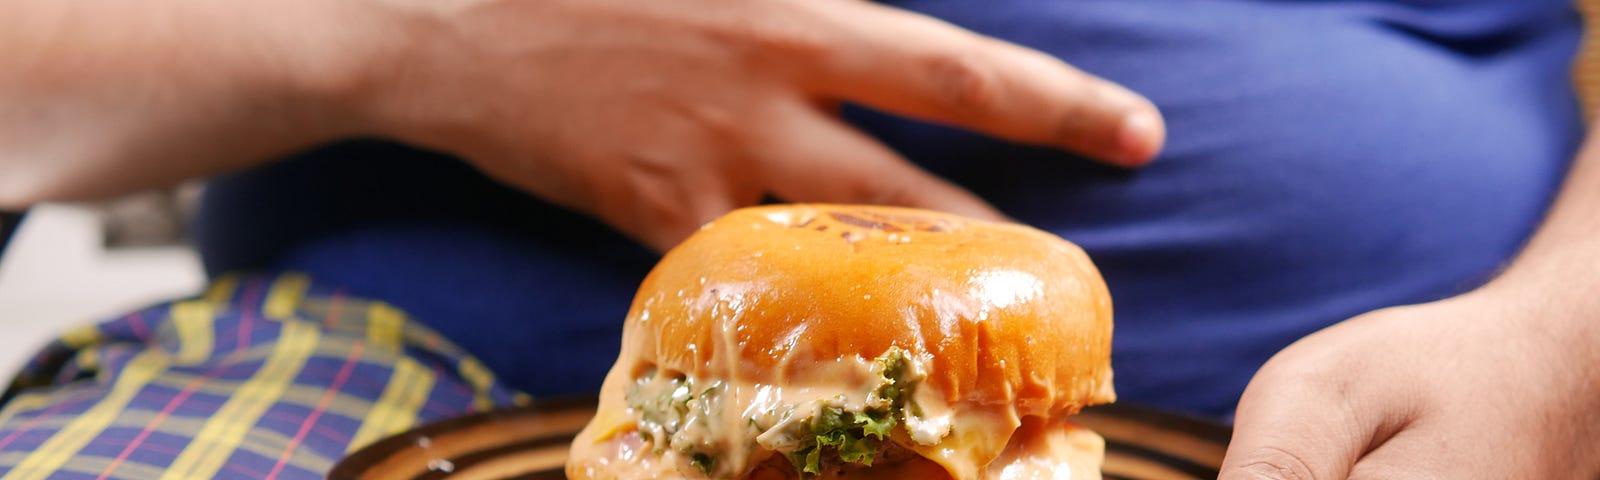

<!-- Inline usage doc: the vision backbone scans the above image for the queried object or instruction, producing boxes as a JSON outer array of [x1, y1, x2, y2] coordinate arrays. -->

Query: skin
[[0, 0, 1163, 251], [1219, 129, 1600, 478], [0, 0, 1593, 477]]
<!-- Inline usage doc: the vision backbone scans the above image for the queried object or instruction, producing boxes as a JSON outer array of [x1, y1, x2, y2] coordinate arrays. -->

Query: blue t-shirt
[[197, 0, 1583, 417]]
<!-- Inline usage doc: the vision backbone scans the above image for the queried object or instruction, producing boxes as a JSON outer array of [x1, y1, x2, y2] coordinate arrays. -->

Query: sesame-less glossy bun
[[571, 204, 1115, 480], [634, 204, 1113, 411]]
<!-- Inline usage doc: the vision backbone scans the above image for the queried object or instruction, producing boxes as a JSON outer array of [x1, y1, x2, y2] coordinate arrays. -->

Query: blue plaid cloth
[[0, 273, 527, 479]]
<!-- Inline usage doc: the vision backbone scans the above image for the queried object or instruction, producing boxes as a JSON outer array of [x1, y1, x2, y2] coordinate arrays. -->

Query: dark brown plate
[[330, 396, 1230, 480]]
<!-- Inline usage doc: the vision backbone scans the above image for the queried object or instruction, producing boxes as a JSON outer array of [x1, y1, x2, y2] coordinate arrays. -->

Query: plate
[[330, 396, 1230, 480]]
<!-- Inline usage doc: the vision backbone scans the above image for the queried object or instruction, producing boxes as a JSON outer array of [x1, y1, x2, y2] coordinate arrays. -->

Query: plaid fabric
[[0, 273, 529, 480]]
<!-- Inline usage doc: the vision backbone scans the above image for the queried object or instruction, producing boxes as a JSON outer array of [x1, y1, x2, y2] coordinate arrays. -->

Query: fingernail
[[1115, 111, 1162, 166]]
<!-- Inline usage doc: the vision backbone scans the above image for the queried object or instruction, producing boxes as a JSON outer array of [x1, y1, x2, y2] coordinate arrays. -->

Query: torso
[[197, 0, 1583, 417]]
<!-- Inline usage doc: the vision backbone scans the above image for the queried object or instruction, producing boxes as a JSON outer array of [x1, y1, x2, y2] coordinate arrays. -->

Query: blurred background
[[0, 187, 205, 380]]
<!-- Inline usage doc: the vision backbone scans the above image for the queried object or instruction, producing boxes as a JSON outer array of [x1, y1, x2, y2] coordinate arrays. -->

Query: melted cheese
[[908, 406, 1017, 480], [983, 418, 1103, 480]]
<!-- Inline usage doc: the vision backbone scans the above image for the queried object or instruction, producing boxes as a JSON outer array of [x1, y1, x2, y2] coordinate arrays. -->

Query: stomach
[[199, 0, 1584, 417], [857, 0, 1584, 415]]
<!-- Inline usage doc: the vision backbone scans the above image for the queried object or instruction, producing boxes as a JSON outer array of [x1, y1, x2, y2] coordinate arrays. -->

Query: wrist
[[1476, 255, 1600, 335], [292, 0, 494, 148], [321, 0, 518, 152], [247, 0, 412, 142], [1466, 271, 1600, 375]]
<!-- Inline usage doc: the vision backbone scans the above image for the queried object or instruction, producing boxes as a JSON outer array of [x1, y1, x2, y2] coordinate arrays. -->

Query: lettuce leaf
[[629, 348, 918, 478], [783, 348, 912, 477], [787, 406, 895, 475]]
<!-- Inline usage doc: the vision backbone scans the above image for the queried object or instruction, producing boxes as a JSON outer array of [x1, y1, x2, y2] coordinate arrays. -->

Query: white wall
[[0, 204, 205, 380]]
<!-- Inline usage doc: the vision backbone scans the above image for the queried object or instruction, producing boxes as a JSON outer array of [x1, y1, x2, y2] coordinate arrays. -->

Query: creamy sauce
[[571, 349, 1101, 480], [618, 350, 930, 478], [573, 414, 1103, 480], [573, 350, 938, 479]]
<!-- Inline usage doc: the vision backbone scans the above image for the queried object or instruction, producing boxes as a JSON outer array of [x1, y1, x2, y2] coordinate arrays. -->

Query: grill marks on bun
[[766, 207, 961, 247]]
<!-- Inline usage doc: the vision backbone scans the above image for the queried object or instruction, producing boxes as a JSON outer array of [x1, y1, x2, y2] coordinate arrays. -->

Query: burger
[[567, 204, 1116, 479]]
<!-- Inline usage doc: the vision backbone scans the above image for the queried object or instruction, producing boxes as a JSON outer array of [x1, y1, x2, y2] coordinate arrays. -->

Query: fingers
[[609, 182, 745, 254], [756, 103, 1005, 222], [584, 148, 763, 254], [805, 0, 1165, 167], [584, 102, 1002, 253], [1219, 357, 1392, 480]]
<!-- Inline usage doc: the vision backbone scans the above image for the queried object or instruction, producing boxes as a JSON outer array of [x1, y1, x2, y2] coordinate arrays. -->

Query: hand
[[356, 0, 1165, 251], [1220, 290, 1600, 478]]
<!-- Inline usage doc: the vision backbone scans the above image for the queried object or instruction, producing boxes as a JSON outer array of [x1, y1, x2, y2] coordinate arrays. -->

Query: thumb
[[1219, 361, 1386, 480], [758, 105, 1005, 222]]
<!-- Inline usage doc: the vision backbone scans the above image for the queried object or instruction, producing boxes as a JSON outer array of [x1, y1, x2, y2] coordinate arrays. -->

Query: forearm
[[0, 0, 395, 207], [1474, 125, 1600, 431]]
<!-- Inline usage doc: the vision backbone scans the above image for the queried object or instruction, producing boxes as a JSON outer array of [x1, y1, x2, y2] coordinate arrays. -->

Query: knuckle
[[720, 102, 788, 154], [1257, 343, 1365, 387], [678, 100, 747, 146], [1247, 362, 1356, 410], [611, 149, 743, 243], [629, 193, 697, 248], [1039, 73, 1114, 144], [608, 153, 689, 218], [1236, 446, 1323, 480], [859, 175, 923, 207], [923, 51, 1003, 115], [804, 164, 899, 205], [1048, 91, 1100, 142], [708, 6, 837, 71], [744, 24, 833, 64]]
